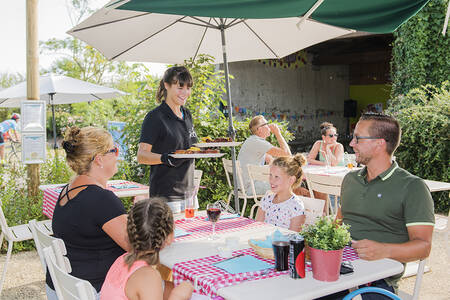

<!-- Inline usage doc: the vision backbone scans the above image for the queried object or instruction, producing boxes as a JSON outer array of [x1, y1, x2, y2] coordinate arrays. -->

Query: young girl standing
[[255, 154, 307, 232], [100, 198, 193, 300]]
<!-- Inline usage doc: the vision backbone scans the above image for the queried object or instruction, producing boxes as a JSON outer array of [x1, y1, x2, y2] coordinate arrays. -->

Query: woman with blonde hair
[[255, 153, 306, 232], [101, 198, 193, 300], [46, 126, 129, 300]]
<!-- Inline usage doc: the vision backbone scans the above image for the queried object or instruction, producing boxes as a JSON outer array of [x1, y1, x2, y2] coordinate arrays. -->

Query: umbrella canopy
[[67, 0, 430, 212], [0, 74, 126, 149], [0, 74, 126, 107], [68, 0, 429, 64]]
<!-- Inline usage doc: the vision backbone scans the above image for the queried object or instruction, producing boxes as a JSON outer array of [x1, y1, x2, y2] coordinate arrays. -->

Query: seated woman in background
[[46, 126, 130, 299], [307, 122, 344, 167], [101, 198, 193, 300], [255, 154, 306, 232]]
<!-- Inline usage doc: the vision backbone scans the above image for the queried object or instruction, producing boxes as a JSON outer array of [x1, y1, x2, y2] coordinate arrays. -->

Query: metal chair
[[434, 210, 449, 259], [222, 158, 251, 216], [43, 246, 97, 300], [304, 172, 342, 215], [398, 259, 426, 300], [343, 287, 401, 300], [193, 169, 203, 209], [246, 164, 270, 219], [0, 201, 52, 295], [299, 196, 325, 226]]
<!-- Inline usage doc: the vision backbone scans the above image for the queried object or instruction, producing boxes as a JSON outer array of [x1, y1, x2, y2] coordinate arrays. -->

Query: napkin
[[174, 228, 191, 238], [205, 213, 240, 221], [213, 255, 273, 274], [250, 230, 289, 248], [110, 184, 140, 189]]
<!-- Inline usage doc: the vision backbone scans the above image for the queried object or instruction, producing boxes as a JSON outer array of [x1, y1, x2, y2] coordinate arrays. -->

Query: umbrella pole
[[50, 93, 57, 149], [220, 22, 240, 214]]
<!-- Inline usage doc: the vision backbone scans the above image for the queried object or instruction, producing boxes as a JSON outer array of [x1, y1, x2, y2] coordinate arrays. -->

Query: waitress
[[137, 66, 197, 211]]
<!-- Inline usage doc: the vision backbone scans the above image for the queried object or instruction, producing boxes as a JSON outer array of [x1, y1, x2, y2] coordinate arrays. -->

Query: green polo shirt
[[341, 162, 434, 289]]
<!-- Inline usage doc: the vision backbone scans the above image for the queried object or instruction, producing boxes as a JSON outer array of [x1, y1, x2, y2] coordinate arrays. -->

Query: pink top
[[100, 253, 148, 300]]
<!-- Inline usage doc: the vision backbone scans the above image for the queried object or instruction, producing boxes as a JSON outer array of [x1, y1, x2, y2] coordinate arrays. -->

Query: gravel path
[[0, 216, 448, 299]]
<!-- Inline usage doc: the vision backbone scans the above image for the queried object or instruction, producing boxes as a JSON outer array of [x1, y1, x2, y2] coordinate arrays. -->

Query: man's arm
[[266, 124, 291, 157], [351, 225, 433, 263]]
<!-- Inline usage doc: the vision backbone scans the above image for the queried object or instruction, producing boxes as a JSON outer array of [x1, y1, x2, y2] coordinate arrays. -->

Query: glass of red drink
[[184, 188, 197, 219], [206, 203, 222, 240]]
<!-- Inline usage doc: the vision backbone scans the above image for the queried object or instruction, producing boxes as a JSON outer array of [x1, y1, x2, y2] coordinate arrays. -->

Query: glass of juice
[[206, 203, 222, 240], [184, 189, 196, 219]]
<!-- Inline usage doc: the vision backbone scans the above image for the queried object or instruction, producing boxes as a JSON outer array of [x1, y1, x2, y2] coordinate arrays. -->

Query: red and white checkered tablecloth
[[174, 216, 266, 242], [172, 226, 358, 297], [42, 181, 147, 219], [173, 243, 359, 297]]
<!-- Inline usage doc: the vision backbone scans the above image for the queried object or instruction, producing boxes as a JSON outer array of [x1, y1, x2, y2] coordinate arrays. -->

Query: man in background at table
[[336, 113, 434, 298], [238, 115, 291, 195]]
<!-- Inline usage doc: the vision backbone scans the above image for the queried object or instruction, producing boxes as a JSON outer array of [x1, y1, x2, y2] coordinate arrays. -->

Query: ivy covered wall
[[391, 0, 450, 97]]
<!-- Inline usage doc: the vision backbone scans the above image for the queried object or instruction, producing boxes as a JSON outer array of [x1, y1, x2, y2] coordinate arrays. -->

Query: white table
[[160, 219, 404, 300], [303, 165, 450, 193], [39, 179, 149, 198]]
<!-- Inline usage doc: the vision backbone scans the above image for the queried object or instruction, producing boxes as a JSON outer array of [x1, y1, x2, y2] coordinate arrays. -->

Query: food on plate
[[199, 137, 232, 143], [174, 147, 219, 154]]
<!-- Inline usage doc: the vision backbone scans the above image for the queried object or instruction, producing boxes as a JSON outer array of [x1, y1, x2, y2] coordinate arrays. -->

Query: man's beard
[[356, 153, 371, 165]]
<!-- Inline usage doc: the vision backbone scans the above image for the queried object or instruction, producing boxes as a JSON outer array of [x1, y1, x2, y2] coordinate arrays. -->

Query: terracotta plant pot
[[309, 247, 343, 282]]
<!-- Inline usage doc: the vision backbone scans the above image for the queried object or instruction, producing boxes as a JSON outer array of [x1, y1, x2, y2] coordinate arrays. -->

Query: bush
[[386, 82, 449, 212]]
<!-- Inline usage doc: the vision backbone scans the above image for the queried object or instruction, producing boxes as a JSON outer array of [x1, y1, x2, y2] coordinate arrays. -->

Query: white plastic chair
[[193, 169, 203, 209], [247, 164, 270, 219], [43, 246, 97, 300], [304, 172, 342, 215], [434, 210, 449, 259], [0, 201, 52, 295], [29, 219, 71, 274], [299, 196, 325, 226], [398, 259, 426, 300], [222, 158, 252, 216]]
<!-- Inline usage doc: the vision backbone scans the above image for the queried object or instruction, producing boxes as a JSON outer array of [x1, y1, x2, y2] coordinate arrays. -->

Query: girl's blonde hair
[[62, 126, 113, 175], [125, 198, 174, 268], [272, 153, 306, 188]]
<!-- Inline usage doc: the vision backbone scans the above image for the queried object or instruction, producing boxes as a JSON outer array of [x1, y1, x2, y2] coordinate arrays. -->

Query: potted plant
[[301, 216, 351, 282]]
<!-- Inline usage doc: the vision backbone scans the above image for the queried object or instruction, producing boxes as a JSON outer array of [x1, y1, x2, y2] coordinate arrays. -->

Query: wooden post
[[26, 0, 40, 198]]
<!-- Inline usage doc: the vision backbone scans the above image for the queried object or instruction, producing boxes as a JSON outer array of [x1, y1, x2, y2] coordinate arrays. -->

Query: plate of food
[[169, 147, 224, 158], [194, 136, 242, 148]]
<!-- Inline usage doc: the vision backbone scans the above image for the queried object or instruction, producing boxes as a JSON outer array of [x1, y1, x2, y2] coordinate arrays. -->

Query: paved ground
[[0, 217, 448, 299]]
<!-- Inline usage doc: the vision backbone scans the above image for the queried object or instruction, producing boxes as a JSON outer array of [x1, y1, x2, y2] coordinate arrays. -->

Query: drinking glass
[[206, 203, 222, 240], [184, 188, 197, 219]]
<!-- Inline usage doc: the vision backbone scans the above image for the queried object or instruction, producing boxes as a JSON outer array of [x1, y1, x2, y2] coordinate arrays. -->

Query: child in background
[[255, 154, 306, 232], [101, 198, 193, 300]]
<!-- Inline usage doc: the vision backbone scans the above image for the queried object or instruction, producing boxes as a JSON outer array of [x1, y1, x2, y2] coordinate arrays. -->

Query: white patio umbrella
[[0, 74, 126, 149], [67, 0, 430, 211]]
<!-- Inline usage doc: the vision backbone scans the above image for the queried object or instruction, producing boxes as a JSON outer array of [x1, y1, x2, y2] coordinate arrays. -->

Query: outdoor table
[[160, 213, 404, 300], [39, 180, 149, 219], [303, 165, 450, 193]]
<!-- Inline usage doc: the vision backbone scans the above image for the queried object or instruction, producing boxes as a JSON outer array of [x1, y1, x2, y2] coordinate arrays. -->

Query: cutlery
[[216, 253, 244, 263]]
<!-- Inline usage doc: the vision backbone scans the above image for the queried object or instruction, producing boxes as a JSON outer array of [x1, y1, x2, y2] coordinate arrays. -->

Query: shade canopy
[[0, 74, 126, 107]]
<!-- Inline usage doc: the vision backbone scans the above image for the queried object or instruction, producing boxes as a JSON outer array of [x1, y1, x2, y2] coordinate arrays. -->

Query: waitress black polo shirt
[[139, 101, 198, 201]]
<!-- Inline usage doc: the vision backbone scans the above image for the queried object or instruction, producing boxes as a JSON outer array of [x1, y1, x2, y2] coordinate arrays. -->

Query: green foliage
[[301, 216, 351, 251], [391, 0, 450, 97], [0, 72, 24, 122], [386, 82, 449, 212]]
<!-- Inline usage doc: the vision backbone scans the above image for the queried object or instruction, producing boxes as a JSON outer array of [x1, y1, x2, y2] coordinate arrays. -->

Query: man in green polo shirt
[[337, 113, 434, 297]]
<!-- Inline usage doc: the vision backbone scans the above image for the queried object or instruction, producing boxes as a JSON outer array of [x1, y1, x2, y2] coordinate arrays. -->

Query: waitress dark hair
[[156, 66, 193, 103]]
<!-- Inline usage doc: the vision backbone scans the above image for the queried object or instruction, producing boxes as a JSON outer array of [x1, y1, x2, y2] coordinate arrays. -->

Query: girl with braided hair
[[255, 154, 307, 232], [101, 198, 193, 300]]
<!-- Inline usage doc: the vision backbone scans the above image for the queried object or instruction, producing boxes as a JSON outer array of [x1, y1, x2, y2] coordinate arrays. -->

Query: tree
[[391, 0, 450, 97]]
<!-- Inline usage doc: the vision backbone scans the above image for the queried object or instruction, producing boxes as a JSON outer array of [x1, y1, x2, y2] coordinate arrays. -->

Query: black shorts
[[0, 132, 4, 145]]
